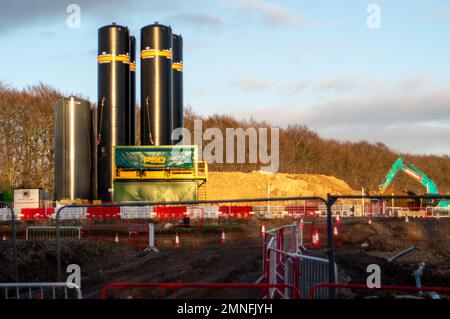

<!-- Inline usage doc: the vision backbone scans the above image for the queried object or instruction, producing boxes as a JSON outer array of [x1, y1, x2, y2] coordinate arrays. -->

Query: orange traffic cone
[[311, 228, 320, 248], [260, 224, 265, 238], [405, 215, 409, 223], [221, 229, 226, 244], [368, 218, 372, 225], [175, 233, 180, 248], [115, 233, 119, 243]]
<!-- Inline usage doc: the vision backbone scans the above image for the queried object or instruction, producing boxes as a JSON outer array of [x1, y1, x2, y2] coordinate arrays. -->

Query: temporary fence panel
[[285, 203, 320, 218], [0, 282, 82, 299], [26, 226, 82, 240], [82, 220, 150, 249], [426, 206, 450, 218], [264, 224, 301, 298], [296, 255, 337, 299], [263, 223, 338, 299]]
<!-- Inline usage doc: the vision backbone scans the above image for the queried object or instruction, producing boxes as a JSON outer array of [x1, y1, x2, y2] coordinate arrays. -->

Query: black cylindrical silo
[[140, 22, 173, 146], [54, 96, 92, 201], [172, 34, 184, 144], [129, 35, 136, 145], [97, 23, 130, 201]]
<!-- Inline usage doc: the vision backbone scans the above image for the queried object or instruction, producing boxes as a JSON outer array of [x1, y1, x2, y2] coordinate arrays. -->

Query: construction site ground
[[0, 218, 449, 299]]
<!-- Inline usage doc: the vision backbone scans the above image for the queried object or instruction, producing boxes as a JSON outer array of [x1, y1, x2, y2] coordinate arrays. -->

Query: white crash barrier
[[120, 206, 154, 219]]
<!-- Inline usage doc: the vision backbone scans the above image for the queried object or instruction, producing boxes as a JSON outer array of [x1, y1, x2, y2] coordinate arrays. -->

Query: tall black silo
[[54, 96, 92, 201], [140, 22, 173, 146], [129, 35, 136, 145], [172, 34, 184, 144], [97, 23, 130, 201]]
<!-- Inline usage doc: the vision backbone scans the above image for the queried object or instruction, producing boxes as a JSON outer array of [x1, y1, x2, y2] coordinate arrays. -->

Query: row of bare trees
[[184, 108, 450, 195], [1, 83, 449, 195], [0, 83, 60, 191]]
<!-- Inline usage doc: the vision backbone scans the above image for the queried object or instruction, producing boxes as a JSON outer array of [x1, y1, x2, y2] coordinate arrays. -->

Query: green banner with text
[[115, 146, 196, 170]]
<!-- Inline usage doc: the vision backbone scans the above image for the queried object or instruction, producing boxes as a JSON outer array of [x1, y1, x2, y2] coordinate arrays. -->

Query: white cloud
[[230, 77, 270, 91], [316, 75, 380, 93], [224, 81, 450, 155], [166, 13, 224, 30], [280, 81, 309, 95], [0, 0, 190, 33], [223, 0, 305, 27], [395, 74, 429, 91], [320, 125, 450, 155], [420, 4, 450, 20]]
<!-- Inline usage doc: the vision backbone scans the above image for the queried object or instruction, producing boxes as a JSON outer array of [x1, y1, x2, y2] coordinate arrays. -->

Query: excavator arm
[[379, 157, 439, 195]]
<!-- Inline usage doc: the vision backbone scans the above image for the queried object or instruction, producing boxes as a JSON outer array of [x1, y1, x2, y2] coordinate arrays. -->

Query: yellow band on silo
[[172, 62, 183, 71], [141, 49, 173, 59], [98, 54, 131, 64]]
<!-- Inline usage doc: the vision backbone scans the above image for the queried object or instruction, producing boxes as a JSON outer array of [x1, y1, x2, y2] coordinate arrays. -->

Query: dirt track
[[85, 238, 264, 299], [83, 221, 288, 298]]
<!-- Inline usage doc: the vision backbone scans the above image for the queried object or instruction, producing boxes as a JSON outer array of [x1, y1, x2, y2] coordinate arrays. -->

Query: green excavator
[[379, 157, 450, 208]]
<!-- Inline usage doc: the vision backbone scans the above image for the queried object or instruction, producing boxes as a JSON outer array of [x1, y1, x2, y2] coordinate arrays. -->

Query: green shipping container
[[113, 181, 198, 202], [115, 146, 196, 170]]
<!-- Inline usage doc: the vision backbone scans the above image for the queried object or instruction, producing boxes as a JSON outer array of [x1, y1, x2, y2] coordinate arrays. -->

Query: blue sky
[[1, 0, 450, 155]]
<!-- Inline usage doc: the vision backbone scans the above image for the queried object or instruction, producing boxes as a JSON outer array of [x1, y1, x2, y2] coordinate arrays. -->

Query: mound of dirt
[[0, 240, 139, 282], [206, 171, 357, 200]]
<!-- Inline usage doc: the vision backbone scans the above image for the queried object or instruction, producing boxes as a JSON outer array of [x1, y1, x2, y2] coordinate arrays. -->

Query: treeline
[[0, 83, 60, 191], [184, 110, 450, 195], [1, 83, 450, 195]]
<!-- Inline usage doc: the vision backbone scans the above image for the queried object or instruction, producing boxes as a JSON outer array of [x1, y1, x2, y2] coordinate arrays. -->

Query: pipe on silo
[[140, 22, 173, 146], [97, 23, 130, 201], [172, 34, 184, 144], [129, 35, 136, 145]]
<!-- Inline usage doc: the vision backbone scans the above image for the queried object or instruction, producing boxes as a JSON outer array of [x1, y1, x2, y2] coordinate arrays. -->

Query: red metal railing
[[307, 283, 450, 299], [101, 282, 301, 299]]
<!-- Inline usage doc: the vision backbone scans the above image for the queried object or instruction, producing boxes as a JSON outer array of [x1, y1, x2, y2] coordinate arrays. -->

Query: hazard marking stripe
[[172, 62, 183, 71], [141, 49, 173, 59], [403, 168, 423, 182], [130, 63, 136, 71], [98, 54, 130, 64]]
